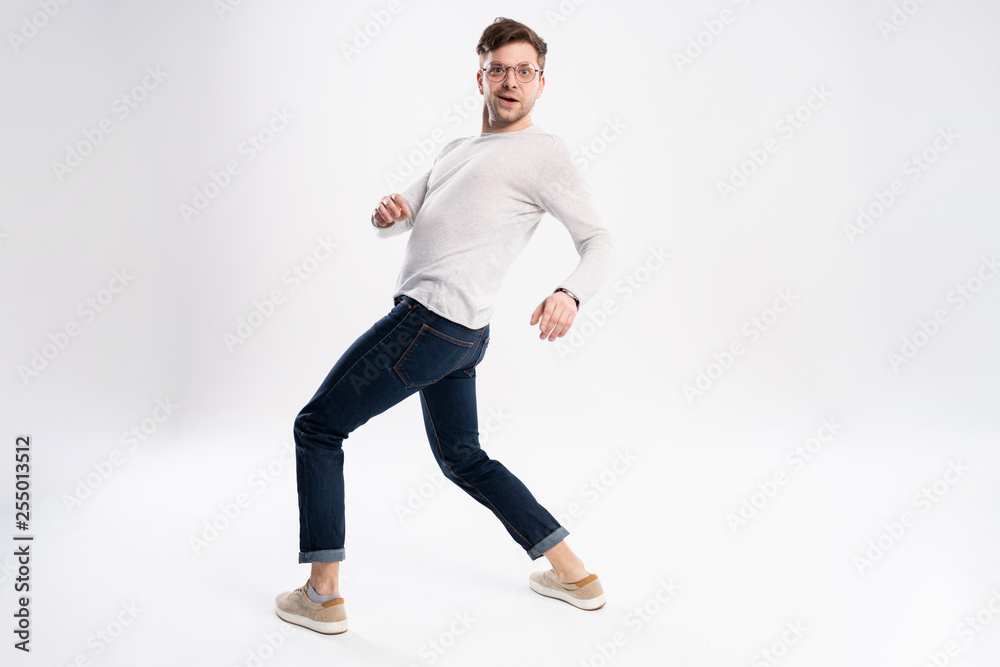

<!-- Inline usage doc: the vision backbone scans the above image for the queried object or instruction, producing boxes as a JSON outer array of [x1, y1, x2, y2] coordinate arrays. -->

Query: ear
[[476, 70, 483, 94], [536, 74, 545, 98]]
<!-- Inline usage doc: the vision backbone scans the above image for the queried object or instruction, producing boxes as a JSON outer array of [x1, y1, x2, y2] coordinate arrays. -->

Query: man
[[275, 17, 616, 634]]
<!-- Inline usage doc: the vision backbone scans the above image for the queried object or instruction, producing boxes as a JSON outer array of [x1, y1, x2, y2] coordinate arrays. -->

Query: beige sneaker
[[529, 569, 606, 610], [275, 581, 348, 634]]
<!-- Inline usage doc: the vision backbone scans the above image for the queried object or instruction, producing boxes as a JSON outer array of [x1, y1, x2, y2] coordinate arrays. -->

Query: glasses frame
[[480, 61, 544, 84]]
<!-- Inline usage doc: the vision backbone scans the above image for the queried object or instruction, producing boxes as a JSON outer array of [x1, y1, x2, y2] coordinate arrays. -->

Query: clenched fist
[[371, 193, 411, 228]]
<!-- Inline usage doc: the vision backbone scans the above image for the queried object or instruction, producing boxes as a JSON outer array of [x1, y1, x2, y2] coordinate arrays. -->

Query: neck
[[481, 105, 533, 133]]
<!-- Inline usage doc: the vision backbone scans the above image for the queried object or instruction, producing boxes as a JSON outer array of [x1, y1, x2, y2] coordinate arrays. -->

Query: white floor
[[6, 391, 999, 667]]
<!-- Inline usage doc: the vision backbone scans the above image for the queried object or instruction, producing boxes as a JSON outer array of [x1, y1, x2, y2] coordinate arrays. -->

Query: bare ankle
[[554, 566, 588, 583], [310, 579, 339, 596], [309, 561, 340, 596], [542, 540, 589, 583]]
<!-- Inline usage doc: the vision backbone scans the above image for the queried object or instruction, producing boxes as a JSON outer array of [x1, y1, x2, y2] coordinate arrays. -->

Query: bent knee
[[294, 411, 346, 450]]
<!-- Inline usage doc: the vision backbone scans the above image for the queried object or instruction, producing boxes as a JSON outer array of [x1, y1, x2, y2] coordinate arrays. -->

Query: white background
[[2, 1, 999, 665]]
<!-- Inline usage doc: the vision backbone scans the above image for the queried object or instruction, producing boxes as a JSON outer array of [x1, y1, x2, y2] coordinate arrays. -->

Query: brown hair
[[476, 17, 548, 71]]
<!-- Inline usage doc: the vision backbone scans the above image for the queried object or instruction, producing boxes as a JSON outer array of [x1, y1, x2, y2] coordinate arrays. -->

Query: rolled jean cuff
[[299, 548, 345, 563], [527, 526, 569, 560]]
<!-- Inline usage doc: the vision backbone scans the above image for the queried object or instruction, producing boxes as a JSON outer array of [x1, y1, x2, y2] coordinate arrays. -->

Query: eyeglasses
[[481, 61, 543, 83]]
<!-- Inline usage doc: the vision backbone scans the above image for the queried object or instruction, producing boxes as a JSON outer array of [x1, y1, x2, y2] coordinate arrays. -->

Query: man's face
[[477, 41, 545, 131]]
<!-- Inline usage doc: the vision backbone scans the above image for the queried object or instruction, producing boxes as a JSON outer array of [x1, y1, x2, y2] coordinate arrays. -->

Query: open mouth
[[498, 95, 518, 105]]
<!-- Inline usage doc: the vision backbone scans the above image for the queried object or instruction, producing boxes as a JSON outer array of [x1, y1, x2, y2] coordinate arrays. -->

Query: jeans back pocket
[[394, 324, 474, 388]]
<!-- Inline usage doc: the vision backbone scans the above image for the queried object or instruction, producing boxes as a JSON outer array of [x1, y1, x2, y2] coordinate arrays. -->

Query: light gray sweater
[[375, 124, 616, 329]]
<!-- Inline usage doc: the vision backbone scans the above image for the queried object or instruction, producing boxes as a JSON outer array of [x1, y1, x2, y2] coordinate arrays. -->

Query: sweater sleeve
[[374, 138, 467, 239], [534, 136, 617, 304], [372, 167, 430, 239]]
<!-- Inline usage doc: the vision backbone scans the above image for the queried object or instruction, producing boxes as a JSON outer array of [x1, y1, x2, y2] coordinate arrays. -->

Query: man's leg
[[417, 361, 570, 561], [294, 300, 416, 572], [418, 339, 604, 609], [280, 297, 488, 633], [292, 297, 482, 589]]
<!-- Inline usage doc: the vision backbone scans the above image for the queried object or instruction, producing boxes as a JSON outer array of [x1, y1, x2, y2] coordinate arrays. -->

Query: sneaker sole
[[275, 607, 348, 635], [529, 579, 606, 610]]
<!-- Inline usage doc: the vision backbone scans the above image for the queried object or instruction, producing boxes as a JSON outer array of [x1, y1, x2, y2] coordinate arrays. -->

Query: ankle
[[553, 566, 588, 584], [309, 579, 339, 597]]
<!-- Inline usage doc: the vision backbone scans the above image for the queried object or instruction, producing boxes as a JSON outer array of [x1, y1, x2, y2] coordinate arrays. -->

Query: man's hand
[[372, 193, 411, 228], [530, 291, 578, 342]]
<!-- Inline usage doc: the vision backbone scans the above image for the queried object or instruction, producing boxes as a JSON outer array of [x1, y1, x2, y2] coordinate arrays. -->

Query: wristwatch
[[554, 287, 580, 308]]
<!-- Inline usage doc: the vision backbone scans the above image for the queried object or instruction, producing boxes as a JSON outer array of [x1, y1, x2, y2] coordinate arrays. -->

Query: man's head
[[476, 17, 547, 133]]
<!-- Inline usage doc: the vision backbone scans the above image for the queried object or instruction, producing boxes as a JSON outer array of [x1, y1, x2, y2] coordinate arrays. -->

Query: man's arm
[[371, 167, 432, 238], [530, 136, 617, 341]]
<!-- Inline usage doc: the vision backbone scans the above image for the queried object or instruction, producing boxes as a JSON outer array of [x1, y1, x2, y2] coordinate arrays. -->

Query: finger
[[548, 307, 576, 341], [529, 302, 544, 326], [555, 305, 576, 338], [375, 203, 389, 226], [545, 313, 567, 341], [537, 302, 554, 336], [551, 316, 571, 340], [381, 197, 400, 219], [392, 194, 411, 219], [380, 204, 395, 226], [384, 195, 404, 221], [540, 306, 561, 340]]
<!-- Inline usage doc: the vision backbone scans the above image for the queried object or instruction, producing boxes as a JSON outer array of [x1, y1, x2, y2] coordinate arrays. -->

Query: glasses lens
[[486, 62, 505, 81], [515, 62, 534, 82]]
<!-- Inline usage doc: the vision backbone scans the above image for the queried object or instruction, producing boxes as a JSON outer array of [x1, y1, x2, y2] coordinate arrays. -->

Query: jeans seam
[[466, 335, 490, 376], [306, 312, 413, 424], [298, 306, 416, 557], [420, 392, 532, 550]]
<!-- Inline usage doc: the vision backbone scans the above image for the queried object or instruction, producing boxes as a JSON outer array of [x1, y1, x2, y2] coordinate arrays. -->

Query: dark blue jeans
[[294, 295, 568, 563]]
